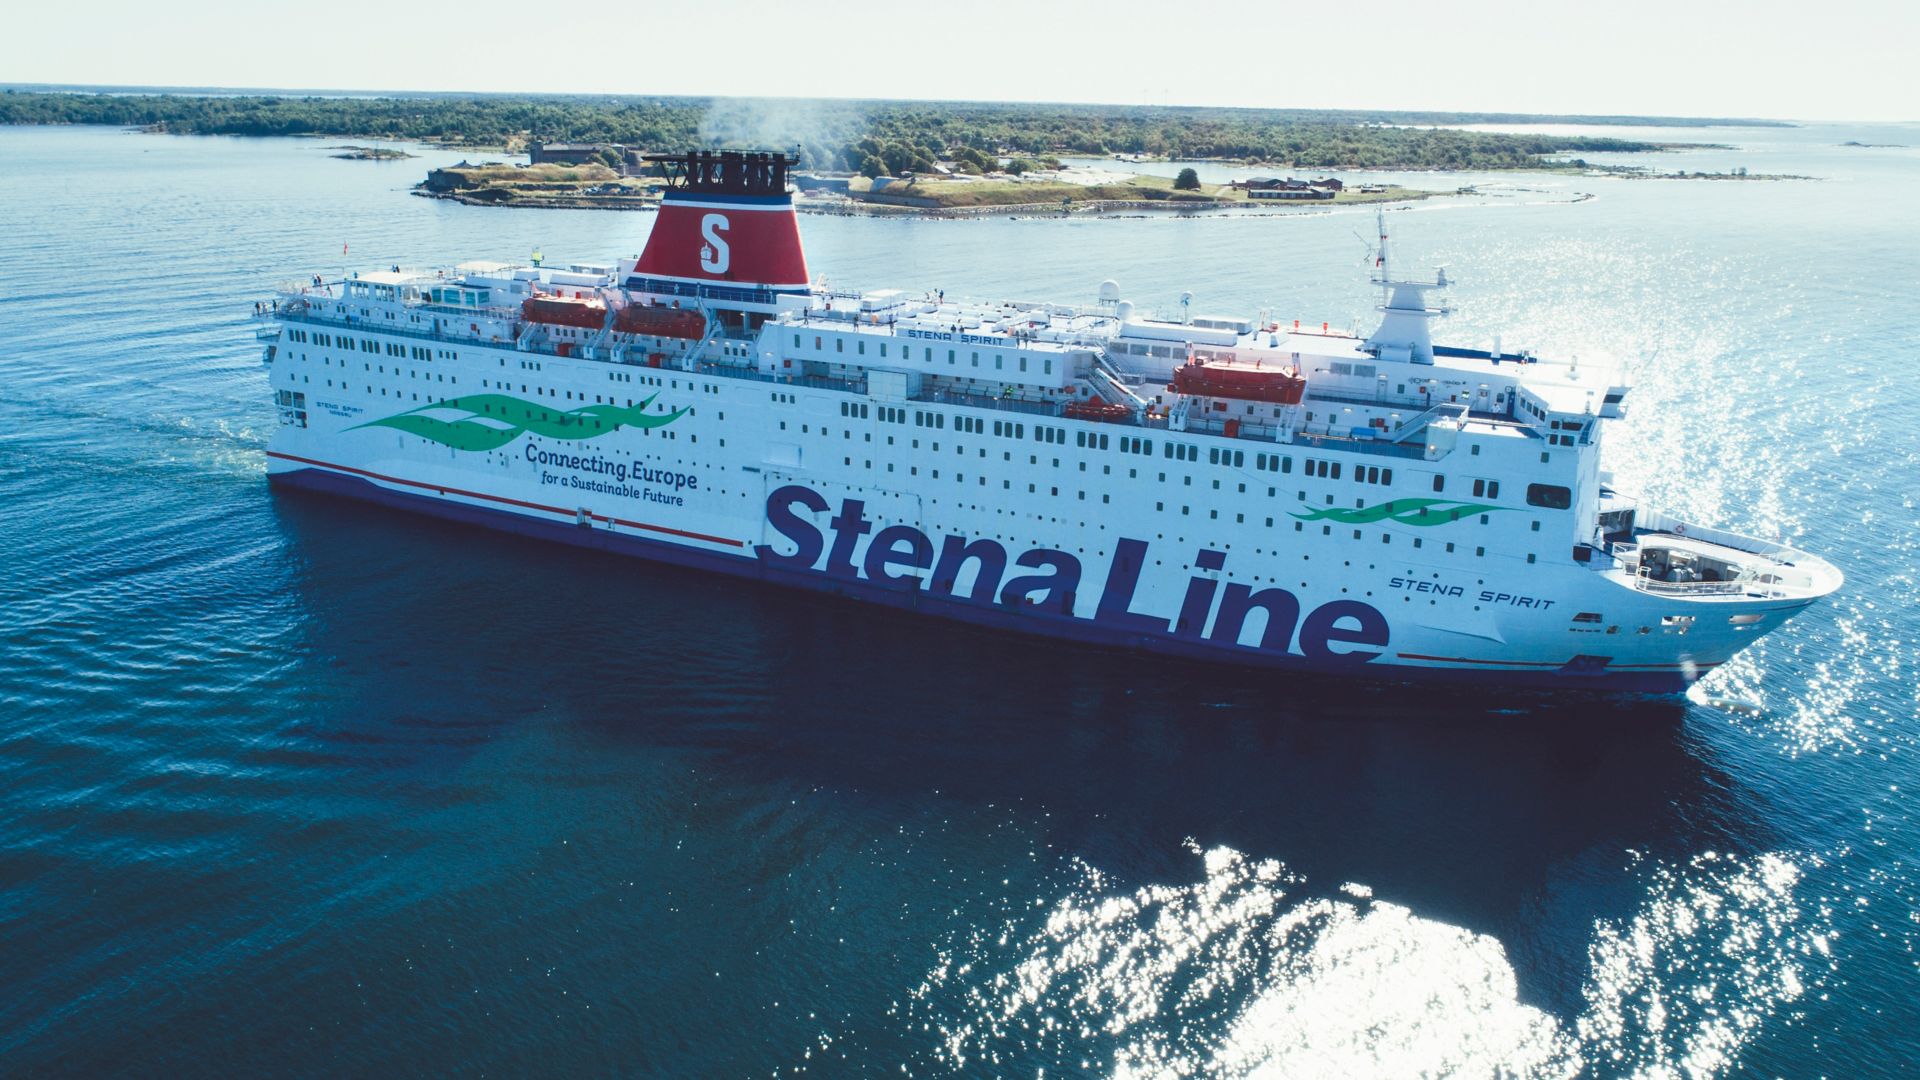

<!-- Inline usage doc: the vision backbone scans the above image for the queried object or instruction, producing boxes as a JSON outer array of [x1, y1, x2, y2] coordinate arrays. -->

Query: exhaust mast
[[627, 150, 810, 306]]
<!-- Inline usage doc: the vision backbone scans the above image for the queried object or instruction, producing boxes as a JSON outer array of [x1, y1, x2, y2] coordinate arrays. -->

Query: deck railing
[[1633, 568, 1775, 597], [264, 306, 1482, 457]]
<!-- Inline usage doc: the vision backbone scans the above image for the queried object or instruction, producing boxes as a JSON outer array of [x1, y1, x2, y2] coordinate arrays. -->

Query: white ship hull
[[258, 151, 1840, 694], [262, 338, 1818, 693]]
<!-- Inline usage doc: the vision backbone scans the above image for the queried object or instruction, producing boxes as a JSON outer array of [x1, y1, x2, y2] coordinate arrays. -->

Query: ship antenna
[[1375, 208, 1390, 291]]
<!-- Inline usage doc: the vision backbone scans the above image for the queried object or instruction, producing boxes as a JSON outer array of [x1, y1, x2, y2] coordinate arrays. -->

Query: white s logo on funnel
[[699, 214, 731, 274]]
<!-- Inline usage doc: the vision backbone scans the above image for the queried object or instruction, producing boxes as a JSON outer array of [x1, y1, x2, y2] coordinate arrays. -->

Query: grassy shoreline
[[414, 162, 1441, 216]]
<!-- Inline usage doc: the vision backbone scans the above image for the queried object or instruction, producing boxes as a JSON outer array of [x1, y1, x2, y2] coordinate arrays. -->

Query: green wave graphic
[[349, 392, 687, 452], [1289, 498, 1510, 527]]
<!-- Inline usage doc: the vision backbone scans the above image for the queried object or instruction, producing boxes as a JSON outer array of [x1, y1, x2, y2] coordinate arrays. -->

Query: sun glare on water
[[900, 843, 1827, 1078]]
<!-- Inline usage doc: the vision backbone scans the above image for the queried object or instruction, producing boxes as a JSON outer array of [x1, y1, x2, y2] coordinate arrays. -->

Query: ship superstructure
[[256, 150, 1840, 692]]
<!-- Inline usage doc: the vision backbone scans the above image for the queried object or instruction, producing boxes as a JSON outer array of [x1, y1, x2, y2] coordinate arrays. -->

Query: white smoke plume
[[696, 97, 866, 166]]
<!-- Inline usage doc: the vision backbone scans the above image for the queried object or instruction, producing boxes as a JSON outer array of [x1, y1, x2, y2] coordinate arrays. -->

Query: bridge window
[[1526, 483, 1571, 509]]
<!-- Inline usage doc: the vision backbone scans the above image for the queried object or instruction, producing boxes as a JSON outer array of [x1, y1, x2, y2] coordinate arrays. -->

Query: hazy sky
[[5, 0, 1913, 122]]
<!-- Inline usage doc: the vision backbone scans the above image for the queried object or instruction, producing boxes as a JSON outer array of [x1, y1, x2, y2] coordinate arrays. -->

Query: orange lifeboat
[[613, 305, 707, 340], [1168, 358, 1305, 405], [521, 295, 607, 330], [1064, 400, 1132, 422]]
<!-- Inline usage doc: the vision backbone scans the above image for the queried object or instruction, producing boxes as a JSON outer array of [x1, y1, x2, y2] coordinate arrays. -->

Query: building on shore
[[527, 141, 612, 166], [527, 142, 667, 178], [794, 174, 853, 193], [1248, 186, 1334, 201], [1236, 175, 1342, 200]]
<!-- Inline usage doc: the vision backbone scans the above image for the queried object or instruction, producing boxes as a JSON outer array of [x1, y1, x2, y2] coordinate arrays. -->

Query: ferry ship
[[256, 150, 1840, 693]]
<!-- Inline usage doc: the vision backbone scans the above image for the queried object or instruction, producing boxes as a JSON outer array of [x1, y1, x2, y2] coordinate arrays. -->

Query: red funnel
[[629, 151, 809, 296]]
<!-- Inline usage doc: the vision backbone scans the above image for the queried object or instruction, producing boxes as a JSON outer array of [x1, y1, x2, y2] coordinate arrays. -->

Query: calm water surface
[[1, 123, 1916, 1076]]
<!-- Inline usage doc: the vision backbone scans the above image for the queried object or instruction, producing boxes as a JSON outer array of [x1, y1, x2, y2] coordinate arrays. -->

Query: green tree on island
[[1174, 167, 1202, 190]]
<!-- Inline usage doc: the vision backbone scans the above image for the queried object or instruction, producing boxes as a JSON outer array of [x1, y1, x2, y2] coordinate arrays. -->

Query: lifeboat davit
[[614, 305, 707, 340], [1169, 358, 1306, 405], [1064, 400, 1133, 422], [521, 294, 607, 330]]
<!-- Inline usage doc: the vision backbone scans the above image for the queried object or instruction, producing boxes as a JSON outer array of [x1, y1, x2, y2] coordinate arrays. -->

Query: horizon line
[[2, 82, 1856, 128]]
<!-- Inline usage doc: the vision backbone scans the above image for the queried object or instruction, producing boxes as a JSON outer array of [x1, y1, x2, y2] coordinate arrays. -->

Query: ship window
[[836, 339, 843, 353], [1433, 475, 1445, 493], [1526, 483, 1571, 509], [1331, 463, 1341, 480]]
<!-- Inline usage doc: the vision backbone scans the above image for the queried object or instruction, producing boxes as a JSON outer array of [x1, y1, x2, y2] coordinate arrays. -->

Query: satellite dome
[[1097, 279, 1121, 303]]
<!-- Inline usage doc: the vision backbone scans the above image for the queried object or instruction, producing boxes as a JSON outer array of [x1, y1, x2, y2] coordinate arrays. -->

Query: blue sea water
[[0, 122, 1916, 1076]]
